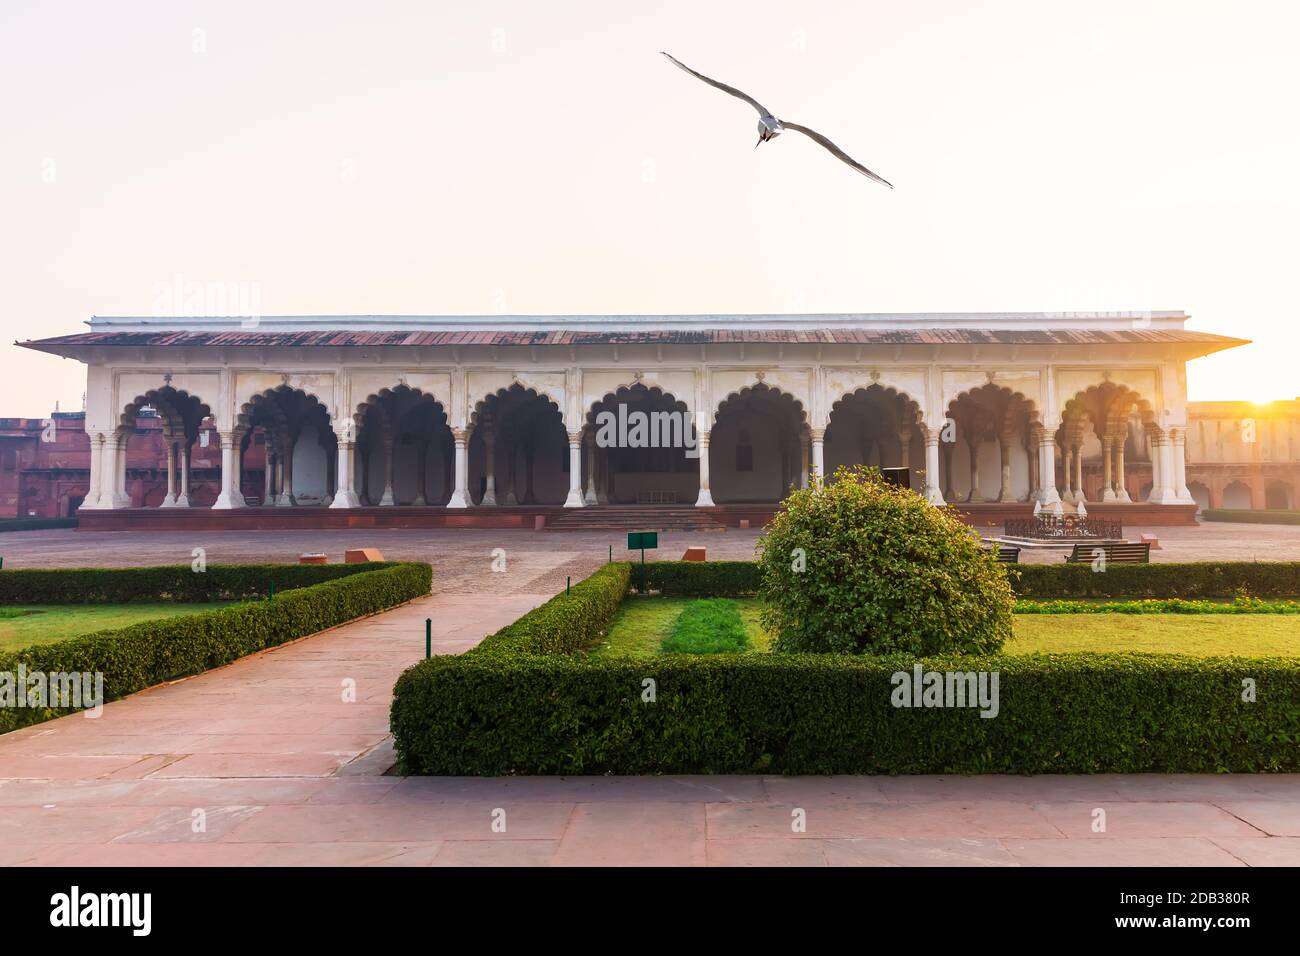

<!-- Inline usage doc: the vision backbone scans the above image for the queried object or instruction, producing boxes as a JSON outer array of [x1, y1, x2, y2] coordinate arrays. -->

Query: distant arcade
[[14, 311, 1255, 530]]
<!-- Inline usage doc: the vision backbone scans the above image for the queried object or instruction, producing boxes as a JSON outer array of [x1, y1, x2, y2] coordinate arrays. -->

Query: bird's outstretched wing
[[660, 52, 774, 119], [781, 121, 894, 188]]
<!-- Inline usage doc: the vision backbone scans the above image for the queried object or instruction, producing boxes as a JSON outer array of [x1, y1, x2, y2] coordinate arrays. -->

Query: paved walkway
[[1, 525, 1299, 865], [3, 519, 1300, 571]]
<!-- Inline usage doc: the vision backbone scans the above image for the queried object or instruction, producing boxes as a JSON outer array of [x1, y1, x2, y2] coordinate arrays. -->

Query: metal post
[[566, 576, 571, 595], [425, 617, 432, 659]]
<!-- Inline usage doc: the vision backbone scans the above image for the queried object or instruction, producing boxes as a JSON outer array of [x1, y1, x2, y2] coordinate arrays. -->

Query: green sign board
[[627, 531, 659, 550]]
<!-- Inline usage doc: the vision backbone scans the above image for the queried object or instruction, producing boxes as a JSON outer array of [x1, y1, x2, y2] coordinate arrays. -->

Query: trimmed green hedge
[[1010, 562, 1300, 598], [474, 563, 629, 656], [627, 558, 1300, 599], [1, 562, 431, 733], [637, 561, 760, 597], [1015, 597, 1300, 614], [0, 562, 402, 604], [390, 558, 1300, 775], [1203, 509, 1300, 526], [393, 651, 1300, 775], [0, 517, 77, 533]]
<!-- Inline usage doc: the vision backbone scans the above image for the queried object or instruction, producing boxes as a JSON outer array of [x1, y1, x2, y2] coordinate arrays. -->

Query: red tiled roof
[[17, 328, 1248, 350]]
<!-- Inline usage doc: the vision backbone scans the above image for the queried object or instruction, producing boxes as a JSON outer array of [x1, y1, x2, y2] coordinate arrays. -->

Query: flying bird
[[660, 51, 893, 189]]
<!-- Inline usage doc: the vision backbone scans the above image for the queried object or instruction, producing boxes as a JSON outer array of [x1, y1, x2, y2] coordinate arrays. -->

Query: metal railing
[[1004, 514, 1123, 539]]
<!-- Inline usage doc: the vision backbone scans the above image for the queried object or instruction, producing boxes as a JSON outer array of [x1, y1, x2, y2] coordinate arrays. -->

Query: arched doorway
[[353, 386, 453, 506], [471, 385, 567, 505], [238, 387, 336, 506], [104, 386, 213, 509], [826, 385, 924, 487], [1222, 480, 1252, 510], [1058, 382, 1157, 505], [1265, 481, 1293, 510], [709, 384, 807, 503], [586, 383, 697, 505], [944, 384, 1037, 503]]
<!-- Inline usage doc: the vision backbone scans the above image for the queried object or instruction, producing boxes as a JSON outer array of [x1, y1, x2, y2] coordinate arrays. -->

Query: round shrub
[[756, 466, 1013, 655]]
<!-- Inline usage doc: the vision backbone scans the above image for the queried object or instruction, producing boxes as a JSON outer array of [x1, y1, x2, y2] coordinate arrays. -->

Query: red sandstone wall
[[0, 413, 264, 518]]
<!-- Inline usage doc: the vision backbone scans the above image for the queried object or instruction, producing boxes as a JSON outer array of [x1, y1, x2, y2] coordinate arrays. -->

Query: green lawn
[[0, 602, 239, 653], [593, 597, 1300, 658]]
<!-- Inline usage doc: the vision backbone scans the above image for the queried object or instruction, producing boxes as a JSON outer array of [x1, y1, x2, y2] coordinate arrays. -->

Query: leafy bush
[[0, 563, 394, 604], [0, 562, 431, 733], [756, 467, 1014, 655], [392, 650, 1300, 775], [661, 599, 748, 654], [473, 562, 630, 656], [1011, 562, 1300, 598], [1201, 509, 1300, 525]]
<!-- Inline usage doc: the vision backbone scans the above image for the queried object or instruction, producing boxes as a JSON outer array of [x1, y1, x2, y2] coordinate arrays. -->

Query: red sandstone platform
[[75, 502, 1198, 531]]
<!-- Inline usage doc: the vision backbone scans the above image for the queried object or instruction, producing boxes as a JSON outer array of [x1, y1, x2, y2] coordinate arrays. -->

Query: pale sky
[[2, 0, 1297, 416]]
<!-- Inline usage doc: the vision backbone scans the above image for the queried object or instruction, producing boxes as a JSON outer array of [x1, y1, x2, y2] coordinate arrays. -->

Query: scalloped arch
[[712, 382, 807, 429], [829, 383, 924, 427], [584, 382, 689, 426], [117, 386, 212, 437], [471, 382, 563, 429], [944, 382, 1042, 424]]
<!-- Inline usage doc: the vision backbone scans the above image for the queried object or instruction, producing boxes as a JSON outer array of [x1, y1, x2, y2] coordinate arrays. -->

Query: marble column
[[263, 446, 275, 505], [84, 434, 104, 509], [1114, 440, 1131, 502], [1101, 437, 1116, 501], [965, 436, 983, 502], [924, 432, 945, 505], [481, 429, 497, 506], [329, 439, 362, 508], [996, 433, 1014, 502], [1151, 433, 1176, 503], [1072, 443, 1085, 503], [1026, 434, 1039, 501], [160, 438, 178, 507], [1171, 429, 1194, 503], [212, 434, 246, 509], [277, 437, 296, 506], [810, 428, 825, 480], [177, 442, 191, 507], [378, 430, 396, 506], [694, 431, 714, 507], [941, 440, 954, 501], [1038, 434, 1063, 514], [583, 432, 598, 505], [447, 429, 470, 508], [114, 435, 131, 508], [563, 431, 585, 507]]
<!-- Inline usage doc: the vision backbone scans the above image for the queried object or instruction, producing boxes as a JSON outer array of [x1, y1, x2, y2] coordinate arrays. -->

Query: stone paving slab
[[2, 533, 1299, 866], [4, 521, 1300, 571]]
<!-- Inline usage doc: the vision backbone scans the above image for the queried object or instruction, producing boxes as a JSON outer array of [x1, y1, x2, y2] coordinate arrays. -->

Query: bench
[[1064, 542, 1150, 564], [983, 545, 1020, 564]]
